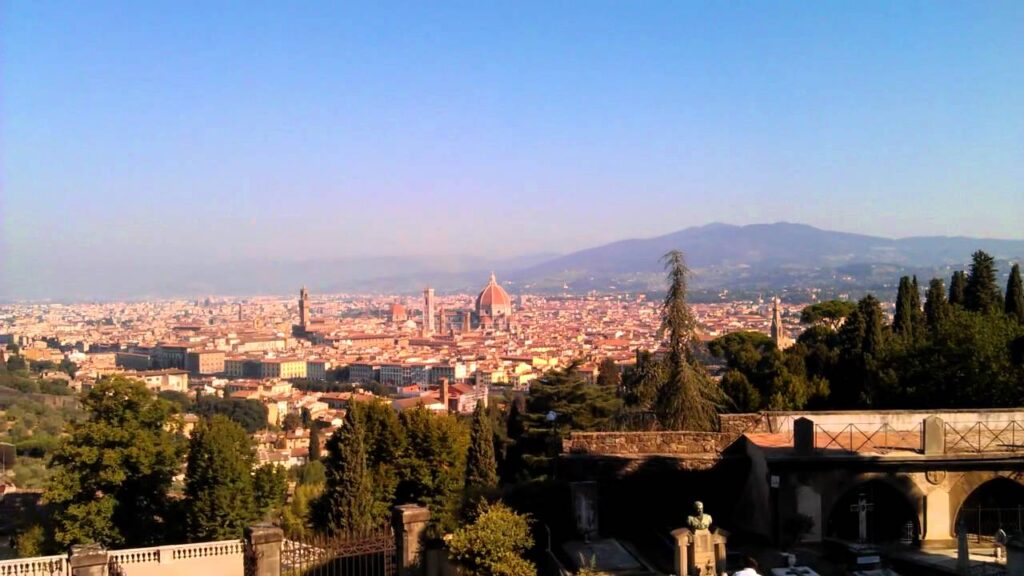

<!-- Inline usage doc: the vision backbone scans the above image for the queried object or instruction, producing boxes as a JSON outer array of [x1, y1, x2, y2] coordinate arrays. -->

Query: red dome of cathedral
[[476, 273, 513, 318]]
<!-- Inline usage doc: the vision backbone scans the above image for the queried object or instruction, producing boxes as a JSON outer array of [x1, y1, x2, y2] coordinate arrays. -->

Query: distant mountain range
[[508, 222, 1024, 296], [5, 223, 1024, 301]]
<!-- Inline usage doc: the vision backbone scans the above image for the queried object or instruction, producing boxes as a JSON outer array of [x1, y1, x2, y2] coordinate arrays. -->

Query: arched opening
[[955, 477, 1024, 540], [827, 480, 919, 544]]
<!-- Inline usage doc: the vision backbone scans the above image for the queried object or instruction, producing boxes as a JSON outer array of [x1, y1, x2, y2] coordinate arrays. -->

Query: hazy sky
[[3, 1, 1023, 276]]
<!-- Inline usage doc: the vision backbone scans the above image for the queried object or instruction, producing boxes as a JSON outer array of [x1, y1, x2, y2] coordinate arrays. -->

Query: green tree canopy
[[447, 502, 535, 576], [396, 406, 469, 535], [924, 278, 950, 331], [183, 415, 258, 541], [253, 463, 288, 521], [465, 401, 498, 501], [313, 407, 377, 534], [1006, 263, 1024, 324], [950, 270, 968, 307], [47, 375, 186, 548], [595, 358, 620, 390], [799, 300, 856, 331], [965, 251, 1003, 314]]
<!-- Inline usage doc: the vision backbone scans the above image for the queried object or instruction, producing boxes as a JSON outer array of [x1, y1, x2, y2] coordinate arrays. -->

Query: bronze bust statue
[[687, 500, 713, 531]]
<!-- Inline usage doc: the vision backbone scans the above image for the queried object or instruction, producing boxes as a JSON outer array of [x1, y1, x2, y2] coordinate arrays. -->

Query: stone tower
[[423, 287, 436, 335], [299, 287, 309, 329]]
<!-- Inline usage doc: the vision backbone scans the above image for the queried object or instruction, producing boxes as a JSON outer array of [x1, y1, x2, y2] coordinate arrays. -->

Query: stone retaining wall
[[562, 431, 735, 456]]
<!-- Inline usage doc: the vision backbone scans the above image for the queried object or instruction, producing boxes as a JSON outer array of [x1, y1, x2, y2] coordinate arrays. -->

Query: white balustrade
[[0, 554, 67, 576]]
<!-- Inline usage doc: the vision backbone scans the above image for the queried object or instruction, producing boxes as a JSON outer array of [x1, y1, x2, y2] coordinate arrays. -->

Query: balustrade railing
[[0, 554, 67, 576], [107, 539, 244, 565]]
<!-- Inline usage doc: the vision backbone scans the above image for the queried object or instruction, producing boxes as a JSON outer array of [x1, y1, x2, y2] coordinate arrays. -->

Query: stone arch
[[822, 473, 925, 543], [951, 473, 1024, 538]]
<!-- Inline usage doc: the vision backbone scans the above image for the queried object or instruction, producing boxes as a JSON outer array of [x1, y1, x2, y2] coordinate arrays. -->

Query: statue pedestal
[[670, 527, 728, 576]]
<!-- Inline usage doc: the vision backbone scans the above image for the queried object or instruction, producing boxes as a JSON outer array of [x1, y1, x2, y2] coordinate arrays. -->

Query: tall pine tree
[[924, 278, 949, 331], [654, 250, 724, 430], [465, 401, 498, 500], [313, 408, 376, 534], [1005, 263, 1024, 324], [950, 271, 967, 307], [965, 250, 1003, 314], [910, 276, 924, 331]]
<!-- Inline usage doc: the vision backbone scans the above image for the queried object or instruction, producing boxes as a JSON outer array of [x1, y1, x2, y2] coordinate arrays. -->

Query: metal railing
[[815, 423, 922, 453], [945, 421, 1024, 454], [958, 506, 1024, 543], [281, 530, 396, 576]]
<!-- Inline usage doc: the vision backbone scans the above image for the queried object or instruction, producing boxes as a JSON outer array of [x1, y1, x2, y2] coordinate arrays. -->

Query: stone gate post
[[69, 544, 108, 576], [393, 504, 430, 576], [245, 524, 284, 576]]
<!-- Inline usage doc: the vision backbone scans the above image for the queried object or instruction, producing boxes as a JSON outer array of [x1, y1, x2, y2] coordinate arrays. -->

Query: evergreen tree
[[910, 276, 925, 331], [525, 361, 621, 431], [950, 271, 968, 307], [47, 375, 186, 548], [1006, 263, 1024, 324], [834, 295, 887, 407], [595, 358, 621, 390], [893, 276, 915, 338], [314, 408, 377, 534], [924, 278, 950, 331], [308, 422, 321, 461], [965, 250, 1003, 314], [465, 402, 498, 499], [253, 464, 288, 520], [654, 250, 723, 430], [354, 399, 406, 522], [396, 407, 469, 535], [620, 350, 664, 411], [184, 415, 259, 541]]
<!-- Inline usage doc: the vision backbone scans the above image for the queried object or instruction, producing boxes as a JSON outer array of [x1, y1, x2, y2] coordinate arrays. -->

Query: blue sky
[[2, 1, 1022, 276]]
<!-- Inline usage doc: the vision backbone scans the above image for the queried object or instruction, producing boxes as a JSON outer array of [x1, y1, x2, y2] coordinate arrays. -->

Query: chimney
[[440, 377, 450, 412]]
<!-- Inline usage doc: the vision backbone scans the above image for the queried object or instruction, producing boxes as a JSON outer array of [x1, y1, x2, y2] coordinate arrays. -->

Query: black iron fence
[[958, 506, 1024, 543], [281, 529, 396, 576]]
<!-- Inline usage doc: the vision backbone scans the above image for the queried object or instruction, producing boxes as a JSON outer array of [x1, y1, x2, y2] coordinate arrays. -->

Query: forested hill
[[511, 222, 1024, 293]]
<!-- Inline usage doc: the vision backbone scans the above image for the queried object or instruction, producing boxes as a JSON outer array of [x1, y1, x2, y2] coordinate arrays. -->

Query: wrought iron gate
[[281, 530, 396, 576]]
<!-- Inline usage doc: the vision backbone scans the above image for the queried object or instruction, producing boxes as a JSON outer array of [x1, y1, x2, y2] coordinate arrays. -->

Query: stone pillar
[[69, 544, 108, 576], [393, 504, 431, 576], [670, 528, 692, 576], [921, 489, 953, 548], [245, 524, 284, 576], [923, 416, 945, 455], [794, 417, 814, 454]]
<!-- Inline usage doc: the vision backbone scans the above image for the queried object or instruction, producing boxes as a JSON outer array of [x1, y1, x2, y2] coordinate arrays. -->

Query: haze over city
[[3, 2, 1023, 299]]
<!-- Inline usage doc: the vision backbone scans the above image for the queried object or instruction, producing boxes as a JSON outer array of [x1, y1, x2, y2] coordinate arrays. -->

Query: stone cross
[[849, 493, 874, 543]]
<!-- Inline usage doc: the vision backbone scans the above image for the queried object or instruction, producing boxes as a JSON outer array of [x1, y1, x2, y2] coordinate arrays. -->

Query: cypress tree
[[950, 271, 967, 307], [314, 409, 376, 534], [654, 250, 724, 431], [910, 275, 924, 331], [965, 250, 1003, 314], [1005, 263, 1024, 324], [308, 422, 321, 461], [893, 276, 914, 338], [465, 402, 498, 494], [924, 278, 949, 331], [184, 415, 259, 541]]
